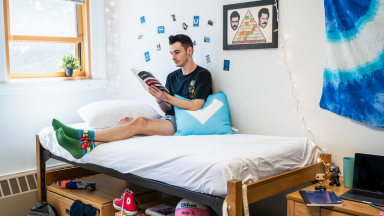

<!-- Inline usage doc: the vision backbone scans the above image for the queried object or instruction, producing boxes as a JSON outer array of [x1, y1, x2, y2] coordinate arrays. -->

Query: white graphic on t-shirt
[[186, 99, 223, 124]]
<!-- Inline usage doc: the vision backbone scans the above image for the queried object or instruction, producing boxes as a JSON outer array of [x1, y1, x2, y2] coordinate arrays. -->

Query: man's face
[[259, 13, 269, 29], [231, 17, 239, 30], [170, 42, 191, 67]]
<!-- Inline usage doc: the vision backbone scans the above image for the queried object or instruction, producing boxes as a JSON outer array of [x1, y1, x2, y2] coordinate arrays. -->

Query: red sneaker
[[113, 189, 139, 215]]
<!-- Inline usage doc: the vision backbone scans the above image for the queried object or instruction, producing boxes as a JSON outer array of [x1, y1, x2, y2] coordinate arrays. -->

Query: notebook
[[145, 204, 175, 216], [300, 190, 344, 206]]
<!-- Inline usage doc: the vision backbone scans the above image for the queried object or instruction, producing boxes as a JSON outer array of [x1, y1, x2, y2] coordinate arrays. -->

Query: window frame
[[2, 0, 92, 82]]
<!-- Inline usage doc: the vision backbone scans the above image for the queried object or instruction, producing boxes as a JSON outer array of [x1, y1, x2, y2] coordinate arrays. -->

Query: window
[[3, 0, 91, 81]]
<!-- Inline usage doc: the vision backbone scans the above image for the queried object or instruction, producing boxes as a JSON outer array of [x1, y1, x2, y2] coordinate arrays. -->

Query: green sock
[[52, 119, 79, 139], [52, 119, 95, 142], [55, 128, 96, 159]]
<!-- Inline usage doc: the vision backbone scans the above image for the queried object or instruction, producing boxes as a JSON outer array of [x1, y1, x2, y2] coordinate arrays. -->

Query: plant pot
[[65, 69, 73, 77]]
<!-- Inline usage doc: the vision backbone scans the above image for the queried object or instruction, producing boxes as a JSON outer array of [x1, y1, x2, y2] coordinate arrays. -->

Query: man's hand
[[149, 85, 205, 112], [148, 86, 168, 103], [149, 86, 171, 113]]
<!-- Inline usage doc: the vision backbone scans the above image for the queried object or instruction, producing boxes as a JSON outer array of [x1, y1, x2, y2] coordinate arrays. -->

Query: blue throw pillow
[[174, 91, 235, 136]]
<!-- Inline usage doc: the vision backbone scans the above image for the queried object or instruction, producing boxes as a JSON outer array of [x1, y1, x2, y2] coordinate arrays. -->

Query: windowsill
[[0, 78, 108, 95], [8, 76, 91, 83]]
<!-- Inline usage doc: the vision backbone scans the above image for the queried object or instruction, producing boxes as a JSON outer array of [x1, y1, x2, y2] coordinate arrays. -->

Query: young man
[[53, 34, 212, 159]]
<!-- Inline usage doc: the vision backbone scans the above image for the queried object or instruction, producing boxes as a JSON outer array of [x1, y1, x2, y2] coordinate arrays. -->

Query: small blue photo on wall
[[223, 60, 230, 71], [144, 51, 150, 62], [140, 16, 146, 25], [158, 26, 165, 34], [193, 16, 199, 27]]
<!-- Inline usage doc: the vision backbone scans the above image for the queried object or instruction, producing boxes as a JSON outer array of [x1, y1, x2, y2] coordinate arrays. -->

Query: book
[[131, 67, 168, 93], [300, 190, 344, 206], [145, 204, 175, 216]]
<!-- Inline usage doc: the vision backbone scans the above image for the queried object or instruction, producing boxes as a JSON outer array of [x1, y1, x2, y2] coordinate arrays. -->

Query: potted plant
[[58, 54, 81, 77]]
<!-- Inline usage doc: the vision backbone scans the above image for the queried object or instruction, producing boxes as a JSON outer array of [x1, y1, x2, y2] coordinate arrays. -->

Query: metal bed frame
[[36, 135, 330, 216]]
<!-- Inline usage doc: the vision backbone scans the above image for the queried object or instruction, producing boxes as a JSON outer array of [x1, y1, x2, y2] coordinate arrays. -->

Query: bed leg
[[36, 135, 47, 202], [227, 179, 242, 216], [322, 153, 331, 177]]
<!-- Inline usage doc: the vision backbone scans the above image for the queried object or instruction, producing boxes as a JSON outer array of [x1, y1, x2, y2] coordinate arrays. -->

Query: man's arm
[[164, 94, 204, 111], [149, 86, 204, 111], [157, 98, 172, 113]]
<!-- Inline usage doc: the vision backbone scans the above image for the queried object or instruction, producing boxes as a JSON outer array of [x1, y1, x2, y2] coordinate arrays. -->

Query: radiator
[[0, 164, 71, 216]]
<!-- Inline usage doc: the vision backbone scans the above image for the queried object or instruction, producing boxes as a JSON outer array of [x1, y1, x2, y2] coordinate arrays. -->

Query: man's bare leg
[[54, 116, 172, 159], [93, 117, 136, 146], [114, 117, 135, 127], [94, 117, 174, 144]]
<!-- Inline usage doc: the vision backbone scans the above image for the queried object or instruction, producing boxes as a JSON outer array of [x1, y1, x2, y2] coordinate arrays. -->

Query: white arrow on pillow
[[186, 99, 224, 124]]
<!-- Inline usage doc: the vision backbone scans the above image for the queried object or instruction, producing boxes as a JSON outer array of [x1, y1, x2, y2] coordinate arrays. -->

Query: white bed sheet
[[38, 123, 320, 197]]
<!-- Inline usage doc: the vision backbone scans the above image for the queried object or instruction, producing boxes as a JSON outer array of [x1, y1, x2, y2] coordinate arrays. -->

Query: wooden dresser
[[47, 174, 161, 216], [286, 177, 382, 216]]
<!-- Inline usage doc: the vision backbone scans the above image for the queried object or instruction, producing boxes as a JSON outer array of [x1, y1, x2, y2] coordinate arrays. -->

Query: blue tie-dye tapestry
[[320, 0, 384, 127]]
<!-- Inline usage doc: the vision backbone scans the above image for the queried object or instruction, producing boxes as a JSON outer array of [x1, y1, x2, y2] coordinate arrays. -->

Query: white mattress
[[38, 123, 320, 197]]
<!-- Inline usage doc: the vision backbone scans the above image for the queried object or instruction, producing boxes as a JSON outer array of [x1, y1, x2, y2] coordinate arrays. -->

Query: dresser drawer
[[47, 174, 161, 216], [321, 208, 355, 216], [294, 202, 320, 216], [47, 191, 100, 216]]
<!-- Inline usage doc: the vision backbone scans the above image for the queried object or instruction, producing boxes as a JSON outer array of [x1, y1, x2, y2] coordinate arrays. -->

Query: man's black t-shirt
[[165, 65, 213, 116]]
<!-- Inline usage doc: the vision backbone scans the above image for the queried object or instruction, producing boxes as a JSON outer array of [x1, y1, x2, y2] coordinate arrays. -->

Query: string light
[[274, 0, 317, 145], [276, 18, 330, 171], [106, 0, 119, 99]]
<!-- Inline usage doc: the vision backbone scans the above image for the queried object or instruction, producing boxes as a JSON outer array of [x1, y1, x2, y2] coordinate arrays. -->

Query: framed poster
[[223, 0, 278, 50]]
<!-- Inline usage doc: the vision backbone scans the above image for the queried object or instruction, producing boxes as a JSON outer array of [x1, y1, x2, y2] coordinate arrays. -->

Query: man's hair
[[258, 8, 269, 19], [230, 11, 240, 21], [169, 34, 193, 53]]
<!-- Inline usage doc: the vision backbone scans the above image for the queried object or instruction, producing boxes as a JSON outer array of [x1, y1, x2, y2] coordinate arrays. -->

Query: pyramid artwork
[[232, 10, 266, 44]]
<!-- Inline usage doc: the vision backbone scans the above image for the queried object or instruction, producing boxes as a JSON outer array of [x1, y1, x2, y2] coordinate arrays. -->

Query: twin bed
[[36, 123, 330, 216]]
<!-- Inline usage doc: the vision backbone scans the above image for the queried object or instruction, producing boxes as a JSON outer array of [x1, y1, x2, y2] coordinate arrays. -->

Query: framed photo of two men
[[223, 0, 278, 50]]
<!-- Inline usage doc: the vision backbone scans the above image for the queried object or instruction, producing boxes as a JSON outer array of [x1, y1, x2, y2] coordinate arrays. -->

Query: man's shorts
[[157, 115, 177, 133]]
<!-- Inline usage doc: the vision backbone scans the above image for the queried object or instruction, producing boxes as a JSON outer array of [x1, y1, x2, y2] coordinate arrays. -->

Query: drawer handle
[[66, 208, 70, 215]]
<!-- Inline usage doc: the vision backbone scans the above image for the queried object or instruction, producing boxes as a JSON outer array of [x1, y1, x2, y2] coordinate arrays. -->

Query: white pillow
[[77, 100, 162, 129]]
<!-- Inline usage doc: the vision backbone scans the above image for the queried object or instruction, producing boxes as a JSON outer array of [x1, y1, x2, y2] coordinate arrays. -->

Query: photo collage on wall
[[138, 13, 218, 67]]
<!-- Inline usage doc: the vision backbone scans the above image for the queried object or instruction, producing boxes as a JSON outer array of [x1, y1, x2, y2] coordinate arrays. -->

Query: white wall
[[112, 0, 384, 173], [0, 0, 109, 177]]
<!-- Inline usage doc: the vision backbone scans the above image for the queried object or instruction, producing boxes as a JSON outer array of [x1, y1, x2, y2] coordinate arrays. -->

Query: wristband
[[157, 100, 163, 104]]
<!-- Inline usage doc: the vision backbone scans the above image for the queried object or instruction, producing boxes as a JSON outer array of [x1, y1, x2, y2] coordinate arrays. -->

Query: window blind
[[54, 0, 83, 4]]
